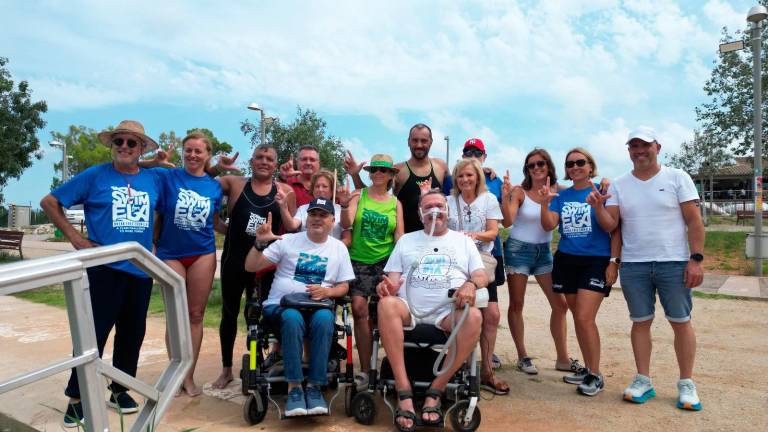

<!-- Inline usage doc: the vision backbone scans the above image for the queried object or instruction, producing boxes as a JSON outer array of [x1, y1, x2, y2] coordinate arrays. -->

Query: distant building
[[692, 157, 766, 200]]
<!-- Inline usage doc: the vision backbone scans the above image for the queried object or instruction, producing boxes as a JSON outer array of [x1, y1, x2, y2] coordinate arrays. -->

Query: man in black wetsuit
[[212, 144, 296, 389], [345, 123, 449, 233]]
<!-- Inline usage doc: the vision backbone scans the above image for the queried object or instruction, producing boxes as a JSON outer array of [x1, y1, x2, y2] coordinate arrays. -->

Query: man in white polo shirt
[[589, 126, 704, 411]]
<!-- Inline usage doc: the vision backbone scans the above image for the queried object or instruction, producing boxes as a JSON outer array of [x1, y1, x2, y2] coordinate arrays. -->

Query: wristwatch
[[254, 240, 270, 252], [609, 257, 621, 265], [690, 253, 704, 263]]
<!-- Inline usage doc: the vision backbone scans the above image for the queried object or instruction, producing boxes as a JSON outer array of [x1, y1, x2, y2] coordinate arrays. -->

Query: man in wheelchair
[[376, 190, 486, 431], [245, 198, 355, 417]]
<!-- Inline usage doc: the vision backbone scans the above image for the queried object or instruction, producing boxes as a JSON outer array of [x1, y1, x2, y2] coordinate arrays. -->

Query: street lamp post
[[748, 5, 767, 276], [49, 139, 68, 183], [444, 136, 450, 171], [247, 103, 268, 145]]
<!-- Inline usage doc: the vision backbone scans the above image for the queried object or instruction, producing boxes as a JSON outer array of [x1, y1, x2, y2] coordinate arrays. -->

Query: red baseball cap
[[463, 138, 485, 153]]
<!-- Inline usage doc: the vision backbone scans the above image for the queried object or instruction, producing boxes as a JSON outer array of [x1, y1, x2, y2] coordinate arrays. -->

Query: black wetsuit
[[219, 179, 282, 367], [397, 160, 441, 233]]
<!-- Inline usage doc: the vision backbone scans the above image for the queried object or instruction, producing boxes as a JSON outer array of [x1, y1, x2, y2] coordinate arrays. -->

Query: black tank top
[[222, 179, 283, 267], [397, 161, 441, 233]]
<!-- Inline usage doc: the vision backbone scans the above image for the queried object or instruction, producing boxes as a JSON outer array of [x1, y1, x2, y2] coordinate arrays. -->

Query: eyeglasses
[[112, 137, 140, 148], [565, 159, 588, 169], [368, 167, 392, 174], [526, 160, 547, 170], [463, 148, 485, 158]]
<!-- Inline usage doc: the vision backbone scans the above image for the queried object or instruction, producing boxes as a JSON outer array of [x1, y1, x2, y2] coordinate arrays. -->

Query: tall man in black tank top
[[345, 123, 449, 233], [212, 145, 296, 389]]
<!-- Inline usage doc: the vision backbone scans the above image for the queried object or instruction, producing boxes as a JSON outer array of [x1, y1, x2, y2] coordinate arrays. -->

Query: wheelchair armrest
[[280, 292, 334, 310]]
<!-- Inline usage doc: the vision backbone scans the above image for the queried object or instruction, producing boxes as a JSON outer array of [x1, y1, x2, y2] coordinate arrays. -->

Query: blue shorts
[[503, 238, 553, 276], [619, 261, 692, 323]]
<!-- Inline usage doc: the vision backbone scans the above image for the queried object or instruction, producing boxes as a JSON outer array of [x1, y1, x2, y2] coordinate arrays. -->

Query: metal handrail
[[0, 242, 193, 432]]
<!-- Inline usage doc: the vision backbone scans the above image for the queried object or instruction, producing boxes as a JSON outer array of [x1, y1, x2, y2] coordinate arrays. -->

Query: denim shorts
[[619, 261, 692, 323], [503, 238, 553, 276]]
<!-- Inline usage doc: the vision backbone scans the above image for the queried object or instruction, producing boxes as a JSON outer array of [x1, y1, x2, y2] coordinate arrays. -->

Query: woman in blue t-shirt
[[155, 131, 223, 397], [539, 147, 618, 398]]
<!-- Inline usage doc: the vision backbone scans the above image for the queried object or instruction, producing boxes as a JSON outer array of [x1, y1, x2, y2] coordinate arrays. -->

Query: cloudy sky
[[0, 0, 757, 207]]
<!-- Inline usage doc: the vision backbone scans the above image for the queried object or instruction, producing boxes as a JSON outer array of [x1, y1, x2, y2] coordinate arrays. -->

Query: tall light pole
[[444, 136, 450, 170], [49, 139, 68, 183], [749, 5, 767, 276], [247, 103, 269, 145]]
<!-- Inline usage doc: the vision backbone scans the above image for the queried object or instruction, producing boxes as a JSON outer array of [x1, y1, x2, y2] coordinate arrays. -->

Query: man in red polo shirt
[[279, 145, 321, 206]]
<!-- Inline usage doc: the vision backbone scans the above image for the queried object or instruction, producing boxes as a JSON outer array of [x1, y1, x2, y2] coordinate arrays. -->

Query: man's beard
[[411, 148, 428, 160]]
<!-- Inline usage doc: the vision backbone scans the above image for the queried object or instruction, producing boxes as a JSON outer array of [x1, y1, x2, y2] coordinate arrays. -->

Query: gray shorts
[[349, 259, 387, 297]]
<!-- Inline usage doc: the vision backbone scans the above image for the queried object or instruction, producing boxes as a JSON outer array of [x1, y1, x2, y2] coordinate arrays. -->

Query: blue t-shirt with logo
[[155, 168, 223, 259], [443, 172, 504, 256], [549, 184, 610, 257], [52, 163, 162, 277]]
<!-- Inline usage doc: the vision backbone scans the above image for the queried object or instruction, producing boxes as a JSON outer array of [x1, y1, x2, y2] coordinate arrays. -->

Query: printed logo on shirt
[[360, 208, 388, 241], [561, 201, 592, 238], [174, 188, 211, 231], [409, 249, 455, 292], [245, 212, 266, 236], [111, 186, 150, 233], [294, 252, 328, 285]]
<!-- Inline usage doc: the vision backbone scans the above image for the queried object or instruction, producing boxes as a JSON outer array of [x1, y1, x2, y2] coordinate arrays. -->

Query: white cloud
[[703, 0, 747, 34]]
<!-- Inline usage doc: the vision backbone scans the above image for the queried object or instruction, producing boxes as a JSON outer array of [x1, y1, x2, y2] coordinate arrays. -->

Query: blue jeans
[[619, 261, 692, 323], [263, 304, 335, 385], [504, 238, 553, 276]]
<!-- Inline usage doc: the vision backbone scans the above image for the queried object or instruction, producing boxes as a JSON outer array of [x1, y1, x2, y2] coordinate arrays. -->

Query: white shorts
[[396, 297, 452, 331]]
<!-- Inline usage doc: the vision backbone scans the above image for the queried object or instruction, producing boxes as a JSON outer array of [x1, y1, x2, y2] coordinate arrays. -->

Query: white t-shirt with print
[[447, 192, 503, 253], [605, 166, 699, 262], [294, 203, 344, 239], [384, 229, 483, 316], [262, 232, 355, 306]]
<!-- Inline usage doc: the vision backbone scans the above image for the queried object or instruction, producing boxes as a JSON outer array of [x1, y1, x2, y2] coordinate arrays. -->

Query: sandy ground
[[1, 284, 767, 431]]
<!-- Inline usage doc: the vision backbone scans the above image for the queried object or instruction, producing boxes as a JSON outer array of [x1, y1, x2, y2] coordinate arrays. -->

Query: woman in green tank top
[[340, 154, 404, 378]]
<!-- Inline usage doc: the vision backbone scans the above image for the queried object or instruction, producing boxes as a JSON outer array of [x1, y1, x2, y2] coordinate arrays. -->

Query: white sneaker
[[676, 379, 702, 411], [623, 374, 656, 404], [516, 357, 538, 375]]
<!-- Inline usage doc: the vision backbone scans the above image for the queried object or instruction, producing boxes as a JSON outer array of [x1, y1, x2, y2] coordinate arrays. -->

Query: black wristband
[[253, 239, 270, 252]]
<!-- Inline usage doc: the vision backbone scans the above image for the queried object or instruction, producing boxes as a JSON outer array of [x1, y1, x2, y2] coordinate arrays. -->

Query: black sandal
[[421, 388, 444, 426], [395, 390, 417, 432]]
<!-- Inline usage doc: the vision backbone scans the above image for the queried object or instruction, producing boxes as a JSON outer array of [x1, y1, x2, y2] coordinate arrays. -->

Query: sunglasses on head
[[463, 148, 484, 158], [565, 159, 588, 168], [112, 137, 140, 148], [368, 167, 392, 174], [526, 160, 547, 170]]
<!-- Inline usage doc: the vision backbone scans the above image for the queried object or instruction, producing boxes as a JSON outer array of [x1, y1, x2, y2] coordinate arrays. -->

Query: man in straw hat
[[41, 120, 163, 427]]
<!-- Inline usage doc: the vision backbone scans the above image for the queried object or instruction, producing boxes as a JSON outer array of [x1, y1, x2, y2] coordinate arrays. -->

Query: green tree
[[0, 57, 47, 204], [696, 0, 768, 156], [49, 125, 111, 189], [240, 106, 345, 178]]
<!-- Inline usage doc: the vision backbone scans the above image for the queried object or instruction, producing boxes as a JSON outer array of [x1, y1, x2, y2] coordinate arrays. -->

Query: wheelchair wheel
[[344, 386, 356, 417], [241, 354, 250, 396], [449, 400, 481, 432], [351, 391, 376, 425], [243, 391, 268, 425]]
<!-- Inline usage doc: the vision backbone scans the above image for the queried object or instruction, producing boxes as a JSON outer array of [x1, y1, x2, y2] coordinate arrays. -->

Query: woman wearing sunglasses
[[341, 153, 404, 386], [538, 147, 617, 397], [154, 131, 223, 397], [501, 148, 581, 376]]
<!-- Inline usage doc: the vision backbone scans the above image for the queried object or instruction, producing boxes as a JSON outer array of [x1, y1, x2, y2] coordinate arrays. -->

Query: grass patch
[[692, 290, 741, 300], [11, 279, 242, 330], [702, 231, 768, 275], [0, 252, 21, 264]]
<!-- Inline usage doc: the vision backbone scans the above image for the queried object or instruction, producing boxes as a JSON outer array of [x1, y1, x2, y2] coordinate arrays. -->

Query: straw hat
[[97, 120, 159, 152], [363, 154, 399, 173]]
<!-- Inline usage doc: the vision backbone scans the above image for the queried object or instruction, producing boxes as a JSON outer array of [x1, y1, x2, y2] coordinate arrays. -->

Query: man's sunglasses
[[112, 137, 140, 148], [526, 160, 547, 170], [565, 159, 588, 169], [368, 167, 392, 174], [463, 148, 485, 158]]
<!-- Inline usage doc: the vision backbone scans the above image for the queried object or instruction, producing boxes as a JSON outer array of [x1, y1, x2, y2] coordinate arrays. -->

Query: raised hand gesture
[[586, 182, 612, 208], [150, 142, 176, 168], [274, 187, 289, 209], [418, 179, 432, 196], [537, 176, 559, 203], [343, 150, 366, 176], [336, 181, 360, 206], [255, 212, 283, 243], [215, 151, 241, 174], [279, 155, 301, 179]]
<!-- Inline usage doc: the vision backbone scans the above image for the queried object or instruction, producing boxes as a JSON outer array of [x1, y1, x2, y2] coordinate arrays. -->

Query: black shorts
[[349, 259, 387, 297], [552, 251, 610, 296]]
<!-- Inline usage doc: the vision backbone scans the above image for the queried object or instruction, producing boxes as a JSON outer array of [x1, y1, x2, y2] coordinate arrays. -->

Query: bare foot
[[212, 368, 233, 389], [181, 379, 202, 397]]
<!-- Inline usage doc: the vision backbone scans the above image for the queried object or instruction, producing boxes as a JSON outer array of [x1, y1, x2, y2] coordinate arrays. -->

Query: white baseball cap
[[626, 126, 659, 145]]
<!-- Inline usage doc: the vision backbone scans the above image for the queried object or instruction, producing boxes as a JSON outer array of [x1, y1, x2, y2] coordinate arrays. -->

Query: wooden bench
[[736, 210, 768, 224], [0, 230, 23, 259]]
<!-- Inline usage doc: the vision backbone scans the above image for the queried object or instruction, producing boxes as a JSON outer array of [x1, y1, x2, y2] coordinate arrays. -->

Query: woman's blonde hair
[[563, 147, 598, 180], [310, 169, 336, 196], [450, 158, 487, 197], [182, 131, 213, 169]]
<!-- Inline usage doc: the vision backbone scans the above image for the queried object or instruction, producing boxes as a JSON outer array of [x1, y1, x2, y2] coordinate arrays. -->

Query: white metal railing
[[0, 242, 192, 432]]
